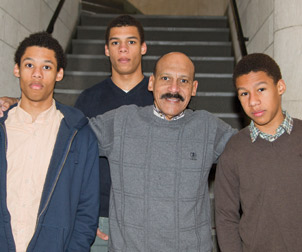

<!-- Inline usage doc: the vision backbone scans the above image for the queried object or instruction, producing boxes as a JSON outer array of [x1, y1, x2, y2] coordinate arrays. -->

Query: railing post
[[46, 0, 66, 34], [230, 0, 248, 57]]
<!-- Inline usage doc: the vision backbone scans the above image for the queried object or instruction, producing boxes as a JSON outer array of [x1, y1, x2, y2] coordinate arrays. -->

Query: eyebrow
[[237, 81, 268, 91], [22, 57, 55, 65], [160, 73, 190, 78], [109, 36, 139, 41], [254, 81, 268, 85]]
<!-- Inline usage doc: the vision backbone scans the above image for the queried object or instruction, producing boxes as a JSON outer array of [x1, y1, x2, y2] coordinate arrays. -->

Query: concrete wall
[[236, 0, 274, 56], [237, 0, 302, 119], [0, 0, 80, 97], [274, 0, 302, 119], [128, 0, 229, 16]]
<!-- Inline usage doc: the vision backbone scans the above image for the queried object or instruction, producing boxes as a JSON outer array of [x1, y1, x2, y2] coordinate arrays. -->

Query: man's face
[[105, 26, 147, 76], [236, 71, 286, 134], [148, 52, 198, 120], [14, 46, 64, 107]]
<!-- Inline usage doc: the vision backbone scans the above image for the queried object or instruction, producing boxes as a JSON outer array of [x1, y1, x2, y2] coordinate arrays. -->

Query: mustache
[[160, 93, 185, 102]]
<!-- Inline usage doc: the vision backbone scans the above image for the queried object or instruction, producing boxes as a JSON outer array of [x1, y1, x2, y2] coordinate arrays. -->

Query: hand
[[97, 228, 109, 241], [0, 97, 19, 117]]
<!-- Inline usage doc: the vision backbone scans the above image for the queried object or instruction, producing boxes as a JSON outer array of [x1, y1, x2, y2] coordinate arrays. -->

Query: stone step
[[196, 74, 235, 93], [189, 94, 241, 114], [82, 1, 124, 14], [76, 26, 230, 42], [82, 0, 124, 10], [66, 55, 234, 73], [71, 40, 232, 56], [80, 13, 228, 28]]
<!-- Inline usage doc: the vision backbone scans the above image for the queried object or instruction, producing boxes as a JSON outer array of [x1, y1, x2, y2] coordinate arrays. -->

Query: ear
[[105, 44, 110, 56], [56, 68, 64, 82], [13, 64, 20, 78], [141, 42, 147, 56], [277, 79, 286, 95], [191, 80, 198, 96], [148, 75, 155, 91]]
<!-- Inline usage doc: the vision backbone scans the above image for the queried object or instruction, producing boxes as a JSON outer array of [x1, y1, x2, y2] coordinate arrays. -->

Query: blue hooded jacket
[[0, 101, 100, 251]]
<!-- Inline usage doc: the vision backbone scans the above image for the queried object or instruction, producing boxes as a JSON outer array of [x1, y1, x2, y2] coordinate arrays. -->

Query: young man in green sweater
[[215, 53, 302, 252]]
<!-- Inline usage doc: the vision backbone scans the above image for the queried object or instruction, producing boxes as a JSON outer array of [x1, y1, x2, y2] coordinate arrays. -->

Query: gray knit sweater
[[215, 119, 302, 252], [90, 105, 236, 252]]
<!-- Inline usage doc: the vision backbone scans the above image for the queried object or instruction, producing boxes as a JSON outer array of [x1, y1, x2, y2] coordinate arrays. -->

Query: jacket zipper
[[26, 130, 78, 251]]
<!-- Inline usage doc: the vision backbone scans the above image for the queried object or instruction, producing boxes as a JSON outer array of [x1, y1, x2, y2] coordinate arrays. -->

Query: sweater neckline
[[142, 105, 192, 126], [109, 76, 148, 96]]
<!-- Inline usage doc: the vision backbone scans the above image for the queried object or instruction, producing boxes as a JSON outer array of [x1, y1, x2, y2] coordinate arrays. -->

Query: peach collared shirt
[[5, 100, 63, 252]]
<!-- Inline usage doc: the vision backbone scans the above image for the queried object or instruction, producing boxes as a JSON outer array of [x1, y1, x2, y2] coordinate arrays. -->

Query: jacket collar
[[54, 100, 88, 130], [0, 103, 17, 124]]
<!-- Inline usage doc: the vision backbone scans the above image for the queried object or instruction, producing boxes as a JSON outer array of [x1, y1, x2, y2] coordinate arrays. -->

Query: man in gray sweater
[[89, 52, 237, 252], [215, 53, 302, 252]]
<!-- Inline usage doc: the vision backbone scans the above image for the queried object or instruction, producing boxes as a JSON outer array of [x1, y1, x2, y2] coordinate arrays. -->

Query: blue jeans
[[90, 217, 109, 252]]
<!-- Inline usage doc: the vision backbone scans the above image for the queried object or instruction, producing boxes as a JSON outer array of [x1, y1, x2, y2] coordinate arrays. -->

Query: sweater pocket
[[32, 225, 64, 251]]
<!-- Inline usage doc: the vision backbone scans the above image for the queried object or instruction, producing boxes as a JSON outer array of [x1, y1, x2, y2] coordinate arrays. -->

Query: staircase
[[54, 3, 245, 251], [55, 14, 244, 129]]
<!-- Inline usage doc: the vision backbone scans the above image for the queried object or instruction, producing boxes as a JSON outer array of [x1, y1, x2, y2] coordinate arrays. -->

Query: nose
[[119, 42, 128, 53], [249, 92, 260, 107], [32, 67, 42, 79], [168, 79, 180, 93]]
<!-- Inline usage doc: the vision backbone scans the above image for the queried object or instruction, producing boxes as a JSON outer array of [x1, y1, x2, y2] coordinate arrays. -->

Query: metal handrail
[[46, 0, 66, 34], [230, 0, 248, 56]]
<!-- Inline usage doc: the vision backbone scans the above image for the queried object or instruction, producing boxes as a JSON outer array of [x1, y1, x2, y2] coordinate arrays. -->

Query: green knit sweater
[[215, 119, 302, 252]]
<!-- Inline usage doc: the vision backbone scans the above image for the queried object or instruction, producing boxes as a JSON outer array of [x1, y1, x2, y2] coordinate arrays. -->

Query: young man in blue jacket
[[0, 32, 100, 251]]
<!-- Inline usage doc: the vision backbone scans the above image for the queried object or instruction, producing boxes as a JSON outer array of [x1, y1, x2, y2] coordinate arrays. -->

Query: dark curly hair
[[105, 15, 145, 45], [14, 31, 67, 71], [233, 53, 282, 85]]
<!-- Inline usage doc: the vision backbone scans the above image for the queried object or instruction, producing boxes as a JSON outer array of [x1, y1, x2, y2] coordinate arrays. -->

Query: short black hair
[[233, 53, 282, 85], [14, 31, 67, 71], [105, 15, 145, 45]]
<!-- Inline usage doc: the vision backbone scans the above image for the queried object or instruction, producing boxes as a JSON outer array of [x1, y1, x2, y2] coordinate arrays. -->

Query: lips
[[252, 110, 265, 117], [30, 83, 43, 90], [118, 57, 130, 63], [166, 97, 181, 103]]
